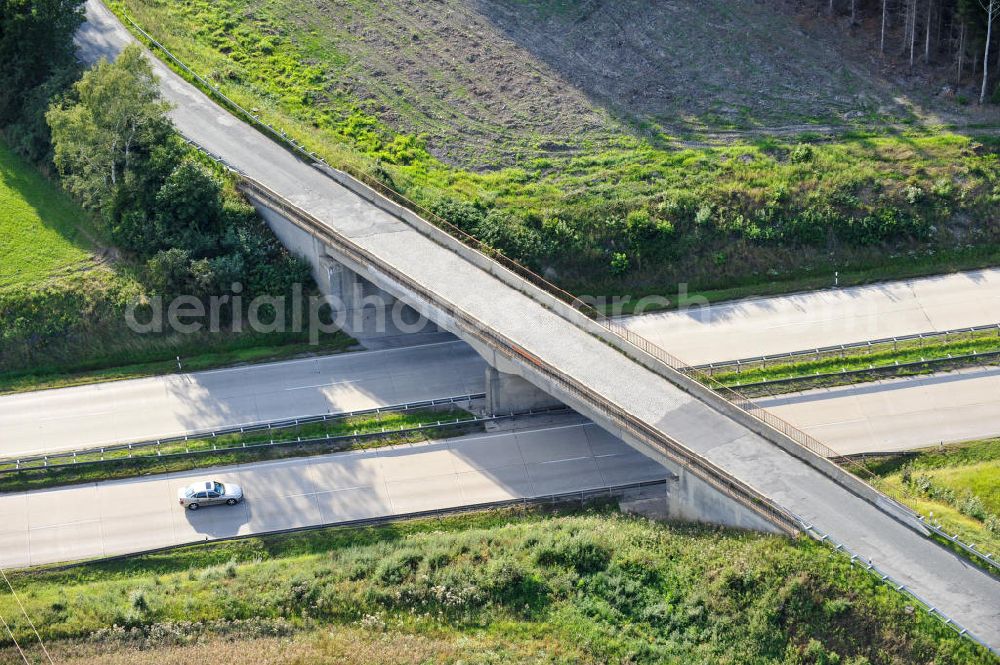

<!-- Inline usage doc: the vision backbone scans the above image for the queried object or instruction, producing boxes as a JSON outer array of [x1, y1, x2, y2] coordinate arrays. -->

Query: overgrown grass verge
[[0, 407, 476, 493], [1, 505, 991, 664], [866, 438, 1000, 558], [705, 328, 1000, 395]]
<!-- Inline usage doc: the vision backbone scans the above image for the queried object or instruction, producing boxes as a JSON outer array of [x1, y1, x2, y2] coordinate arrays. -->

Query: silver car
[[177, 480, 243, 510]]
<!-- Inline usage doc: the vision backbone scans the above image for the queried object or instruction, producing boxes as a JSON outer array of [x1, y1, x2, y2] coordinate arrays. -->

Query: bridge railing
[[120, 5, 941, 546], [237, 176, 801, 536]]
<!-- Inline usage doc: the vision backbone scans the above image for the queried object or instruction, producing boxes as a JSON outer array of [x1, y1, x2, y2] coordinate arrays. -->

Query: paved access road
[[0, 418, 666, 568], [75, 3, 1000, 647], [760, 366, 1000, 454], [0, 341, 486, 457], [621, 269, 1000, 365]]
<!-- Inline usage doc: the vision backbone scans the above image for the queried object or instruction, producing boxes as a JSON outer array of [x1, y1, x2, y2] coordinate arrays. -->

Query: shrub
[[154, 161, 224, 253], [430, 197, 487, 233], [789, 143, 814, 164], [535, 534, 611, 575], [145, 248, 192, 296], [610, 252, 630, 275]]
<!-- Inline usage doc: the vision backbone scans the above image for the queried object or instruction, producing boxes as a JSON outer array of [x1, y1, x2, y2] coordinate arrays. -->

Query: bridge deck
[[77, 1, 1000, 649]]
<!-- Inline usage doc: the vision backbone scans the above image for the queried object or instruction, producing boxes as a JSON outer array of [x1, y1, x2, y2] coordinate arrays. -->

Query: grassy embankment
[[868, 438, 1000, 558], [705, 328, 1000, 394], [0, 407, 475, 493], [111, 0, 1000, 303], [0, 138, 354, 395], [0, 505, 992, 664]]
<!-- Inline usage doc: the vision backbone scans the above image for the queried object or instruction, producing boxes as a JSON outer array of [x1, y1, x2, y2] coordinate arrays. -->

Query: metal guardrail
[[798, 516, 998, 657], [919, 516, 1000, 575], [0, 394, 484, 471], [0, 405, 571, 477], [717, 349, 1000, 392], [693, 323, 1000, 373]]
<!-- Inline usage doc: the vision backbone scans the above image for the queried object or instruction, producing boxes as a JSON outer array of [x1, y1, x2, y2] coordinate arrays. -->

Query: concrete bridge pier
[[469, 344, 784, 534], [485, 367, 564, 415], [254, 203, 440, 341], [253, 202, 785, 535]]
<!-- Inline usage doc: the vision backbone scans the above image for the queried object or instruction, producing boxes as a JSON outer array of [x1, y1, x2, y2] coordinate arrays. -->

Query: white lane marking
[[284, 380, 353, 392], [36, 410, 113, 422], [29, 518, 102, 531]]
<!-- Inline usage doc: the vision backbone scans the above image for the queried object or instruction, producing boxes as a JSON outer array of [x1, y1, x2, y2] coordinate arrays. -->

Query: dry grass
[[42, 626, 594, 665]]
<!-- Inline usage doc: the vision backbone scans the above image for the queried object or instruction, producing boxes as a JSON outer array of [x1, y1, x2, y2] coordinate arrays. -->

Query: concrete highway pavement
[[760, 365, 1000, 454], [0, 418, 667, 568], [76, 3, 1000, 647], [0, 340, 486, 457], [621, 268, 1000, 365]]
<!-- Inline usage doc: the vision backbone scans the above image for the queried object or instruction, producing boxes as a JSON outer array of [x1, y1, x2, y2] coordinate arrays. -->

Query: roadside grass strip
[[703, 326, 1000, 395], [864, 438, 1000, 567], [0, 505, 991, 663], [0, 405, 493, 493]]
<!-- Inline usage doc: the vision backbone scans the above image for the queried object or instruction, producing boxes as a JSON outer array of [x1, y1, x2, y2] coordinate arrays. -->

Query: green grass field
[[0, 139, 99, 290], [1, 506, 991, 664], [871, 438, 1000, 558]]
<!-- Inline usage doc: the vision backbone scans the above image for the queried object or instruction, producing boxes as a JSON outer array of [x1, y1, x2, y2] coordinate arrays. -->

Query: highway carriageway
[[75, 1, 1000, 648]]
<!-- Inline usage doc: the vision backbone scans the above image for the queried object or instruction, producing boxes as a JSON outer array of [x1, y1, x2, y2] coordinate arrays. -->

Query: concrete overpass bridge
[[77, 0, 1000, 650]]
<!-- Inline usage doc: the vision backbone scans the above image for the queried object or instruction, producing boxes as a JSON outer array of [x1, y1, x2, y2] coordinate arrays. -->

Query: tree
[[154, 161, 224, 253], [46, 45, 172, 208], [881, 0, 889, 53], [981, 0, 997, 103], [0, 0, 84, 125], [145, 247, 192, 296]]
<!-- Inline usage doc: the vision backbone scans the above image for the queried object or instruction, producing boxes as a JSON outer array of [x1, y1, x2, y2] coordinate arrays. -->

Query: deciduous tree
[[46, 45, 171, 208]]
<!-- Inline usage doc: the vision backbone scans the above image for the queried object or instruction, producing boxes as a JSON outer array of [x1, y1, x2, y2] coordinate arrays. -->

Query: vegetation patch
[[0, 1, 351, 391], [869, 438, 1000, 558], [0, 140, 98, 290], [1, 507, 991, 664], [706, 328, 1000, 394], [112, 0, 1000, 300], [0, 406, 477, 493]]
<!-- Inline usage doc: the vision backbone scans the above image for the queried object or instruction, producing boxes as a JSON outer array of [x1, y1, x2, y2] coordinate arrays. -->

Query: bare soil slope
[[280, 0, 901, 164]]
